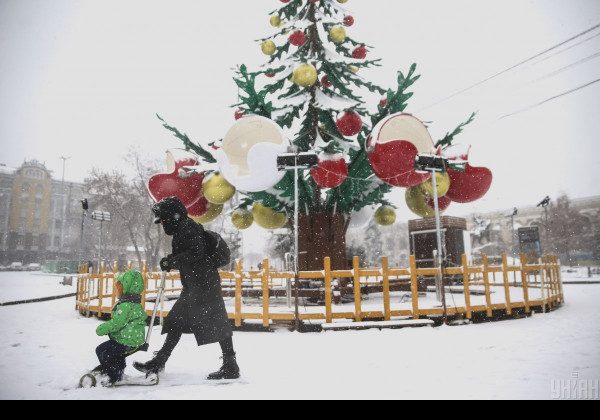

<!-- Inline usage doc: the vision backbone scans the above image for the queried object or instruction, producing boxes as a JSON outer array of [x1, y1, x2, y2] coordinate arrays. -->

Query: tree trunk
[[299, 213, 349, 271]]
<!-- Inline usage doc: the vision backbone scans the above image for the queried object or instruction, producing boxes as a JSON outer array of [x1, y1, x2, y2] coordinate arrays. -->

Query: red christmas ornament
[[446, 161, 493, 203], [289, 31, 306, 47], [321, 75, 332, 89], [147, 159, 206, 209], [379, 98, 388, 108], [234, 109, 245, 120], [336, 110, 363, 137], [344, 16, 355, 27], [427, 195, 452, 212], [310, 155, 348, 188], [368, 140, 431, 188], [186, 195, 210, 217], [352, 46, 368, 60]]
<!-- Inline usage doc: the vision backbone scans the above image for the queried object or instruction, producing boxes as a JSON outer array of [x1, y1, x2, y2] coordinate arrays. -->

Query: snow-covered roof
[[0, 165, 15, 175]]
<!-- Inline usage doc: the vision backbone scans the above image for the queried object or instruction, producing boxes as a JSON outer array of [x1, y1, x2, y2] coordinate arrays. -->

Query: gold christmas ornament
[[202, 173, 236, 205], [374, 205, 397, 226], [261, 40, 277, 56], [329, 25, 347, 44], [252, 203, 288, 230], [231, 208, 254, 230], [192, 203, 224, 225], [270, 15, 282, 27], [418, 172, 451, 198], [292, 63, 318, 88], [406, 187, 436, 218], [337, 0, 350, 3], [349, 65, 360, 74]]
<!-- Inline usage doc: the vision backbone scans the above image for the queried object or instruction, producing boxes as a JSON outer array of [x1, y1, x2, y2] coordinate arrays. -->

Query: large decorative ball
[[270, 16, 282, 27], [252, 203, 288, 230], [418, 172, 451, 198], [289, 31, 306, 47], [329, 26, 347, 44], [293, 63, 318, 88], [261, 40, 277, 56], [374, 205, 397, 226], [231, 208, 254, 230], [336, 110, 363, 137], [203, 173, 236, 205], [406, 187, 436, 218], [192, 203, 224, 225]]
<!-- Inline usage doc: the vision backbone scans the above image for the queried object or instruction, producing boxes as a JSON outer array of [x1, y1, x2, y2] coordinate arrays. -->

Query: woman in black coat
[[134, 197, 240, 380]]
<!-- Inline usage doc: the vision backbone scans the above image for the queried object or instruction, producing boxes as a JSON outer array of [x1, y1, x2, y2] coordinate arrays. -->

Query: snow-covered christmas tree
[[157, 0, 485, 271]]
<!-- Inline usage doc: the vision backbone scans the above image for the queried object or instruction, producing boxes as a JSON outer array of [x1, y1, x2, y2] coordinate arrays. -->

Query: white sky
[[1, 0, 600, 223]]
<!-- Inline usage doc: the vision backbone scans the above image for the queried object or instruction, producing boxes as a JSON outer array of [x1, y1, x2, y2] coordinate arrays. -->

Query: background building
[[468, 196, 600, 264], [0, 160, 86, 265]]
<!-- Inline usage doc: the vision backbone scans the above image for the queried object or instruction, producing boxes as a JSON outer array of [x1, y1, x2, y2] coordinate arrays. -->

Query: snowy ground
[[0, 272, 598, 400], [0, 272, 77, 304], [561, 267, 600, 283]]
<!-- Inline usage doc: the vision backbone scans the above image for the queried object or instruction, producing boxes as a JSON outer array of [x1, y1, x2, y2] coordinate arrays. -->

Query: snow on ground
[[562, 268, 600, 283], [0, 272, 599, 400], [0, 272, 77, 304]]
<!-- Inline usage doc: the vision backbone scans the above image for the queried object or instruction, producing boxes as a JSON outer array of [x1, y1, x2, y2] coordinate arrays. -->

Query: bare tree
[[85, 150, 166, 269], [543, 195, 587, 265]]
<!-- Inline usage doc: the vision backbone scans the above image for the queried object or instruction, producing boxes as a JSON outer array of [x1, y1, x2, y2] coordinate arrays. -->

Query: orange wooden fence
[[76, 254, 564, 328]]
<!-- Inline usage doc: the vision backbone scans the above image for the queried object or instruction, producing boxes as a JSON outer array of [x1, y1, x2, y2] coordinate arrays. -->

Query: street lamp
[[505, 207, 518, 257], [79, 199, 89, 266], [277, 152, 319, 332], [91, 210, 112, 267], [414, 154, 452, 323]]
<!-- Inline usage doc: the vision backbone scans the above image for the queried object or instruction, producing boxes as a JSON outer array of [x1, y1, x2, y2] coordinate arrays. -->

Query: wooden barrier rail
[[76, 254, 564, 328]]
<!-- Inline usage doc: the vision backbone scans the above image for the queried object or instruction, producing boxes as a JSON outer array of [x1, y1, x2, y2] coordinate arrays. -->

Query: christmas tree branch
[[156, 114, 217, 164], [435, 112, 477, 149]]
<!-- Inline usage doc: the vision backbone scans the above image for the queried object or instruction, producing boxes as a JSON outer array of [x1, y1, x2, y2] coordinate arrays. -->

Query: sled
[[78, 372, 159, 389]]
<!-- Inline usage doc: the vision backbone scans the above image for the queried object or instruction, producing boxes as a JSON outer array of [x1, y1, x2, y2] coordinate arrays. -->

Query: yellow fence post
[[557, 257, 564, 304], [552, 257, 560, 306], [324, 257, 333, 324], [519, 254, 531, 314], [262, 259, 270, 329], [410, 255, 420, 320], [502, 254, 513, 315], [482, 255, 493, 318], [382, 257, 391, 321], [353, 256, 362, 322], [462, 255, 473, 320], [548, 257, 554, 307], [235, 260, 243, 328]]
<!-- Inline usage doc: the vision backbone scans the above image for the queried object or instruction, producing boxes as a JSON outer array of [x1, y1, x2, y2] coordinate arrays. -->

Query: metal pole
[[293, 162, 301, 332], [431, 170, 448, 324], [80, 210, 86, 264], [99, 220, 103, 268]]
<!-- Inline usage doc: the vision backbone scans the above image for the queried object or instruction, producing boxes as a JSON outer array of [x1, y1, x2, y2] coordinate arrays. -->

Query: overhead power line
[[536, 50, 600, 81], [499, 77, 600, 120], [418, 23, 600, 112], [533, 32, 600, 66]]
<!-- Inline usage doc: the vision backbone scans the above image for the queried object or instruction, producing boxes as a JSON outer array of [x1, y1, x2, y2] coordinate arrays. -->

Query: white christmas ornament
[[368, 113, 435, 153], [217, 115, 289, 193], [348, 205, 376, 231]]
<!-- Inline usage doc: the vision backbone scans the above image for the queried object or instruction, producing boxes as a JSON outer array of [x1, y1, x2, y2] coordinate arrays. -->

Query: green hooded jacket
[[96, 270, 148, 348]]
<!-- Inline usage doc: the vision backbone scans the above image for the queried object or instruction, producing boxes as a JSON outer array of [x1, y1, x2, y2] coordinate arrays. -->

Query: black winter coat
[[161, 217, 232, 346]]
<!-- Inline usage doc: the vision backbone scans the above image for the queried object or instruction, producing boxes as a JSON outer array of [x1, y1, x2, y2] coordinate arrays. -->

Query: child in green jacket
[[94, 270, 148, 385]]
